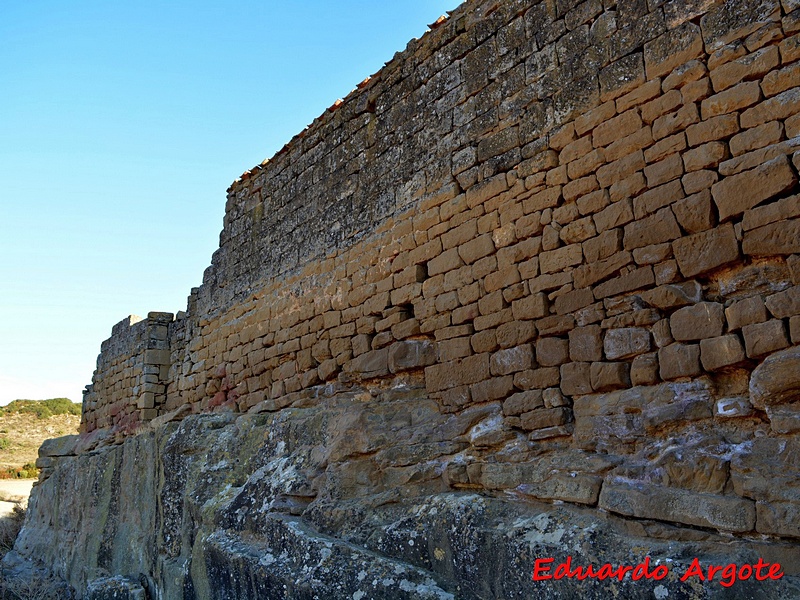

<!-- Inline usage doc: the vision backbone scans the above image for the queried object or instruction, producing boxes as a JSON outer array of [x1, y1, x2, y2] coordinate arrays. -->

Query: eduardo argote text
[[532, 556, 784, 588]]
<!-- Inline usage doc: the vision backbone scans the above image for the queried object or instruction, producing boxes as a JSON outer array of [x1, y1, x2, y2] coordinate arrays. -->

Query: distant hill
[[0, 399, 81, 478]]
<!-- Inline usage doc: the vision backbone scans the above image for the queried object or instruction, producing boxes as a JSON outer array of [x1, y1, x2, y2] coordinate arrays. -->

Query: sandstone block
[[659, 343, 701, 380], [750, 345, 800, 408], [604, 328, 651, 360], [554, 287, 595, 315], [593, 266, 655, 299], [686, 113, 739, 147], [144, 349, 170, 365], [742, 193, 800, 232], [640, 281, 701, 310], [623, 207, 681, 250], [560, 361, 592, 396], [765, 286, 800, 318], [343, 348, 389, 379], [569, 325, 603, 362], [641, 89, 682, 125], [683, 141, 728, 173], [710, 45, 779, 92], [653, 319, 674, 348], [540, 243, 583, 274], [652, 103, 700, 140], [583, 229, 623, 264], [537, 315, 576, 337], [593, 110, 642, 148], [514, 367, 560, 390], [536, 337, 570, 367], [757, 500, 800, 538], [670, 302, 725, 341], [600, 52, 646, 102], [427, 248, 463, 277], [672, 190, 715, 233], [682, 169, 719, 194], [712, 155, 797, 222], [701, 81, 762, 120], [593, 199, 634, 233], [740, 86, 800, 129], [458, 234, 495, 265], [490, 345, 534, 376], [742, 319, 790, 358], [726, 295, 769, 330], [470, 376, 514, 403], [792, 315, 800, 344], [521, 407, 571, 431], [700, 335, 746, 371], [511, 292, 548, 320], [518, 474, 603, 505], [596, 149, 645, 188], [730, 120, 783, 158], [503, 390, 544, 416], [590, 362, 631, 392], [388, 341, 436, 374], [673, 222, 740, 277], [743, 218, 800, 255], [631, 352, 660, 385], [599, 479, 756, 532], [425, 353, 490, 392], [644, 21, 703, 79]]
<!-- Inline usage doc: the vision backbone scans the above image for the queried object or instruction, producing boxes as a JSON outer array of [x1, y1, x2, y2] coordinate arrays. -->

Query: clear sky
[[0, 0, 460, 405]]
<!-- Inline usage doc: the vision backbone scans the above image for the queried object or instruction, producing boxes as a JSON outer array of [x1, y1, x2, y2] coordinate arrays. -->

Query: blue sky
[[0, 1, 460, 404]]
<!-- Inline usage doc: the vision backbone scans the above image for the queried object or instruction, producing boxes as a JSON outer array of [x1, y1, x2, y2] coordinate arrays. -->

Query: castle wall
[[79, 0, 800, 541]]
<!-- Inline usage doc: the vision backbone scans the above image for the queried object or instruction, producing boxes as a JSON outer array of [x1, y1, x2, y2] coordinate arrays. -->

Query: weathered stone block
[[521, 407, 571, 430], [518, 474, 602, 505], [631, 352, 660, 385], [743, 218, 800, 255], [644, 21, 704, 79], [511, 292, 548, 320], [750, 345, 800, 408], [490, 345, 534, 376], [388, 341, 436, 374], [673, 222, 740, 277], [144, 349, 170, 365], [700, 334, 746, 371], [700, 0, 781, 52], [599, 479, 756, 532], [670, 302, 725, 341], [560, 361, 592, 396], [568, 325, 603, 362], [659, 343, 702, 380], [470, 376, 514, 403], [640, 281, 701, 309], [590, 362, 631, 392], [623, 207, 681, 250], [536, 337, 570, 367], [425, 353, 490, 393], [742, 319, 790, 358], [757, 500, 800, 537], [712, 155, 797, 222], [503, 390, 544, 416], [765, 286, 800, 318], [604, 327, 651, 360]]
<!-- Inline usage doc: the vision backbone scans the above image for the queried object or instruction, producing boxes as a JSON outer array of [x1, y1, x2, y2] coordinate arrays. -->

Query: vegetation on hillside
[[0, 398, 81, 478], [1, 398, 81, 419]]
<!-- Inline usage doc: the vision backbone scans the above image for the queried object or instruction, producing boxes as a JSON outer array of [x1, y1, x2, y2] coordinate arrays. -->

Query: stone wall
[[78, 0, 800, 542]]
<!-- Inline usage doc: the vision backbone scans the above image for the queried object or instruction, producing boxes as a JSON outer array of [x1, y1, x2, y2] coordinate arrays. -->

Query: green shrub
[[0, 438, 10, 451]]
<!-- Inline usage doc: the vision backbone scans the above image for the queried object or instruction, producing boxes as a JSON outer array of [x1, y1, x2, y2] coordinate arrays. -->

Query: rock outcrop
[[8, 0, 800, 597]]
